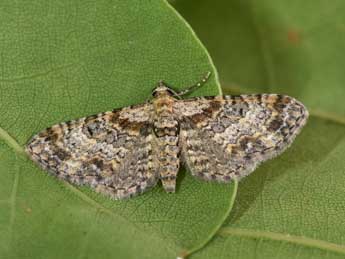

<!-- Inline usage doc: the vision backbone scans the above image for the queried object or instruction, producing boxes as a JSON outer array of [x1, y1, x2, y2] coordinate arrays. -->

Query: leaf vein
[[0, 64, 76, 83], [0, 126, 25, 156], [8, 162, 19, 247], [218, 227, 345, 255], [249, 0, 276, 90]]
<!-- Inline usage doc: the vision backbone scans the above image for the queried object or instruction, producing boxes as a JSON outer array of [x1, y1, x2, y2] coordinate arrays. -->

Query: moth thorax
[[153, 95, 175, 113], [152, 84, 176, 98]]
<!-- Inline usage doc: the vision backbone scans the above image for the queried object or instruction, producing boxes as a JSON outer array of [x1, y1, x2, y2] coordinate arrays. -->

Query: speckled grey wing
[[175, 94, 308, 182], [26, 103, 159, 200]]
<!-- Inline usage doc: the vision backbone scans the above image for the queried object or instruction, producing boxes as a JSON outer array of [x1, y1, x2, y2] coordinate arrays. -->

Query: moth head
[[152, 81, 177, 97]]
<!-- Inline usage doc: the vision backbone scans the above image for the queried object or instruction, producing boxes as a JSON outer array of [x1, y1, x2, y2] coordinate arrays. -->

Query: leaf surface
[[0, 1, 236, 258]]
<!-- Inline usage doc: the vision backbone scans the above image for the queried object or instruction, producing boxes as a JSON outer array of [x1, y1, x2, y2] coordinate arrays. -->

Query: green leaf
[[0, 1, 237, 258], [173, 0, 345, 258]]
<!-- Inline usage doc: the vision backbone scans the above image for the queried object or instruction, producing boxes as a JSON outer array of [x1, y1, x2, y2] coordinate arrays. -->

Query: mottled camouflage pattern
[[26, 81, 308, 199]]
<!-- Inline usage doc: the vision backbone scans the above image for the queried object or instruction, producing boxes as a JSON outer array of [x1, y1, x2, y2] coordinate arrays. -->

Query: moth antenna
[[177, 71, 212, 96]]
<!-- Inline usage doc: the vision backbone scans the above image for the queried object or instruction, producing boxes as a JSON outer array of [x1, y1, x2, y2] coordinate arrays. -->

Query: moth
[[26, 72, 308, 199]]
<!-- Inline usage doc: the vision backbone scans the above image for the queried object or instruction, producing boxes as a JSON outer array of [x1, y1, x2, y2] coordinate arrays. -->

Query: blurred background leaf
[[0, 1, 237, 258], [172, 0, 345, 258]]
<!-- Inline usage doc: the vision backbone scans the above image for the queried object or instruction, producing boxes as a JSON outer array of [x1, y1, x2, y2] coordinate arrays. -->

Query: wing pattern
[[175, 94, 308, 182], [26, 103, 159, 199]]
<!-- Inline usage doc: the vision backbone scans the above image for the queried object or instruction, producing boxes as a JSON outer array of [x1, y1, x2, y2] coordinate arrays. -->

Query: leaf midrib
[[0, 127, 25, 156], [218, 227, 345, 256]]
